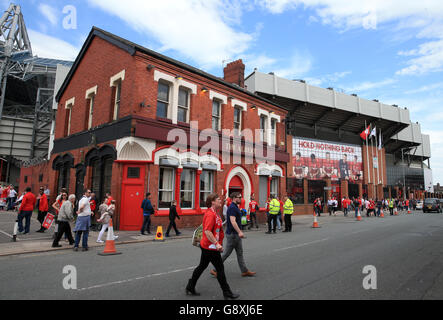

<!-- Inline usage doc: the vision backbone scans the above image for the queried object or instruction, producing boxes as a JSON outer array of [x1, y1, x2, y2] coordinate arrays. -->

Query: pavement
[[0, 209, 197, 257], [0, 208, 420, 257]]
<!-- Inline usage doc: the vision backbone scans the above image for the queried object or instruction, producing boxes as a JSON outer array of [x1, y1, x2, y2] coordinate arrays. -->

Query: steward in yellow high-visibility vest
[[266, 197, 281, 234], [283, 196, 294, 232], [389, 199, 394, 216]]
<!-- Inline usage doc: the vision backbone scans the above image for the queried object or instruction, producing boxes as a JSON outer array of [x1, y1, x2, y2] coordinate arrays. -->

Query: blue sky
[[7, 0, 443, 184]]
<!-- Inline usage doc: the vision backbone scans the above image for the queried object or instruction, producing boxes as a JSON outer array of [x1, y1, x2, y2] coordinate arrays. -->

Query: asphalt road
[[1, 211, 442, 300]]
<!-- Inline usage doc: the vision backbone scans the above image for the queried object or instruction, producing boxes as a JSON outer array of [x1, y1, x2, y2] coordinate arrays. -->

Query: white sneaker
[[113, 236, 119, 240], [96, 239, 104, 243]]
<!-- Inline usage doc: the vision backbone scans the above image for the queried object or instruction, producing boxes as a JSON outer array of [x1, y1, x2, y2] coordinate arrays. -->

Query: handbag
[[192, 224, 203, 247]]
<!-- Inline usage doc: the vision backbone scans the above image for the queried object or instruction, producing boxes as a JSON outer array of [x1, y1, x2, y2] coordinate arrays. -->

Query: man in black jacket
[[166, 200, 181, 237]]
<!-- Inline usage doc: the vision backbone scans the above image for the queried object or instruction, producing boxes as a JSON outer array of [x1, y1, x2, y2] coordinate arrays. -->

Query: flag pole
[[375, 128, 380, 191], [371, 127, 376, 199], [379, 129, 384, 186], [365, 121, 371, 192]]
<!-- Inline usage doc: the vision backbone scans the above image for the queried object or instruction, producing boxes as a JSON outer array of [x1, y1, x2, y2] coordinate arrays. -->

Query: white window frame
[[154, 70, 196, 124], [110, 70, 125, 121], [157, 80, 172, 119], [271, 118, 277, 145], [65, 97, 75, 136], [85, 86, 97, 130], [212, 99, 222, 131], [233, 106, 243, 136], [180, 168, 195, 209], [177, 87, 190, 123], [258, 108, 281, 145], [260, 114, 268, 143], [158, 167, 175, 209], [200, 170, 214, 209], [270, 176, 279, 199]]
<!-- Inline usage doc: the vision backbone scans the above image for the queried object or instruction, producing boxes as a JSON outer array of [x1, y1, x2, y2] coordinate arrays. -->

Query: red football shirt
[[249, 201, 258, 213], [200, 208, 224, 251]]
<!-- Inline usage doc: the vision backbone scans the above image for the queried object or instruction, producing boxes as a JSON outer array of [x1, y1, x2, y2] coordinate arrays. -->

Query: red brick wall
[[45, 33, 291, 229], [56, 36, 137, 139], [19, 162, 50, 195]]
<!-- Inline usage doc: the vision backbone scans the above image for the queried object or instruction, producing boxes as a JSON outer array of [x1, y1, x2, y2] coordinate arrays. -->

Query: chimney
[[224, 59, 245, 88]]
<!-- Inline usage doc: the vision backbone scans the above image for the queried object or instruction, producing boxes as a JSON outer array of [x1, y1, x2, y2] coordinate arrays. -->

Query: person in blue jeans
[[141, 193, 154, 235]]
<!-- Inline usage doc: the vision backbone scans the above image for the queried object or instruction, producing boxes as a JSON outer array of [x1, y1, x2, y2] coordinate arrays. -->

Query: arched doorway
[[229, 175, 244, 197], [225, 166, 253, 210]]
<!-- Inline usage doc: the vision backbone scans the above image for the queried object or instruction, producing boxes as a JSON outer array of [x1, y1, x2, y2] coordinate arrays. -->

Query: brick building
[[25, 27, 290, 230]]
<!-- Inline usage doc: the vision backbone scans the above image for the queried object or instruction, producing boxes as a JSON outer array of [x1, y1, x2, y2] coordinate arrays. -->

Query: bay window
[[159, 167, 175, 209], [180, 169, 195, 209], [200, 170, 214, 208]]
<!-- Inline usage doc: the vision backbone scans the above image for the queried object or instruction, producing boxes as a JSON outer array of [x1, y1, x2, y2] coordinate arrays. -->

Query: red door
[[120, 165, 146, 231]]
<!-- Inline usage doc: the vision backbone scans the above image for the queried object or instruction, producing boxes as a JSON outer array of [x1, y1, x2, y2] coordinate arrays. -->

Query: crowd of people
[[0, 184, 117, 251], [313, 196, 418, 218]]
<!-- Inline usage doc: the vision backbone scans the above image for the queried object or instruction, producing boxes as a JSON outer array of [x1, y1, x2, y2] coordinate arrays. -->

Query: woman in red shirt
[[186, 193, 239, 300]]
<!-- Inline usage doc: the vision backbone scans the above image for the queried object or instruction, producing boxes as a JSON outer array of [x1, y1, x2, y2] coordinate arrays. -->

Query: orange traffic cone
[[98, 219, 121, 256], [394, 208, 398, 216], [154, 226, 165, 242], [357, 209, 362, 221], [408, 208, 411, 214], [312, 212, 320, 228], [380, 209, 385, 218]]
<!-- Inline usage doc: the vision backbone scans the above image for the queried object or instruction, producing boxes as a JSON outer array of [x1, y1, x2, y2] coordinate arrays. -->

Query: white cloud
[[396, 40, 443, 75], [258, 0, 443, 76], [344, 78, 396, 93], [305, 70, 351, 87], [404, 82, 443, 94], [87, 0, 255, 69], [38, 3, 58, 26], [273, 50, 313, 78], [28, 29, 80, 61]]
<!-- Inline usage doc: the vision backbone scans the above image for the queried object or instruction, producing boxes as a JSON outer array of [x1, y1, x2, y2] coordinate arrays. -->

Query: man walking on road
[[165, 200, 181, 237], [141, 193, 154, 235], [211, 192, 256, 278]]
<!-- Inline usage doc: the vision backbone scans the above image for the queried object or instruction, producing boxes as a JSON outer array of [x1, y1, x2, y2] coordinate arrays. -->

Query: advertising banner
[[292, 137, 363, 182]]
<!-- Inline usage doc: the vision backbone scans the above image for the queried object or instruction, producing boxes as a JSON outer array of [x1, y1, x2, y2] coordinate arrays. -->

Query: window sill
[[156, 117, 172, 124]]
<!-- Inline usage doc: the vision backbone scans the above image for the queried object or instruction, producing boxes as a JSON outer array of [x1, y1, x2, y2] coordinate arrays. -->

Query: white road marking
[[77, 266, 196, 292], [274, 238, 330, 252], [0, 229, 13, 238]]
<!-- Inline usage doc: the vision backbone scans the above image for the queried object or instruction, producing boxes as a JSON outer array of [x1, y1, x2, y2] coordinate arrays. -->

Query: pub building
[[29, 27, 290, 230]]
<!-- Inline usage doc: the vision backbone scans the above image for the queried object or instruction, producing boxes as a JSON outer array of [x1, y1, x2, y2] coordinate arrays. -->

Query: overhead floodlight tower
[[0, 3, 33, 119]]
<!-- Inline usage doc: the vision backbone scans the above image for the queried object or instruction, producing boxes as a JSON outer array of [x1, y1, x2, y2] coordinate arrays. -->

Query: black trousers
[[249, 212, 258, 229], [166, 219, 179, 235], [284, 214, 292, 231], [268, 214, 278, 232], [141, 215, 151, 234], [37, 211, 47, 230], [190, 247, 231, 294], [52, 221, 74, 246]]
